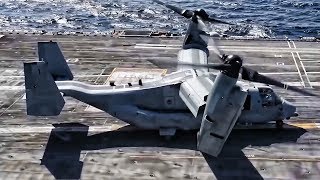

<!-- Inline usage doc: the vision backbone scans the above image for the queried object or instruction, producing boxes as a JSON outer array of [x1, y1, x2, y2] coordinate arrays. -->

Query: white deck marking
[[292, 41, 313, 88], [284, 82, 320, 86], [287, 41, 305, 87], [94, 68, 108, 84], [83, 67, 108, 112], [0, 94, 24, 117], [307, 72, 320, 74], [299, 59, 320, 62], [0, 74, 111, 79], [0, 125, 122, 134], [0, 86, 24, 90], [260, 72, 298, 75]]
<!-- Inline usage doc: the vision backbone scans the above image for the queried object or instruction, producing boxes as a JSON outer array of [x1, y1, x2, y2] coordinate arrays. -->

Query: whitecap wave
[[0, 0, 318, 37]]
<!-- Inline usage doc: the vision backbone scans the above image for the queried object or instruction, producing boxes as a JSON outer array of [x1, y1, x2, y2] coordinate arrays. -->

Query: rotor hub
[[194, 9, 209, 19], [222, 55, 243, 78]]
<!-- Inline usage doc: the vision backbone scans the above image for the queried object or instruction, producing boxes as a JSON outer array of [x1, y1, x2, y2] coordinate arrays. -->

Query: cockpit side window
[[258, 88, 275, 107], [274, 95, 283, 105]]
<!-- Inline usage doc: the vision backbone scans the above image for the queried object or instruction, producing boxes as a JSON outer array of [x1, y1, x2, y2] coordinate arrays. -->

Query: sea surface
[[0, 0, 319, 38]]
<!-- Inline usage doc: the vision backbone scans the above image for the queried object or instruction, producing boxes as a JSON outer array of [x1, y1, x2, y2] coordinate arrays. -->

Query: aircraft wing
[[179, 76, 213, 117], [177, 48, 209, 72]]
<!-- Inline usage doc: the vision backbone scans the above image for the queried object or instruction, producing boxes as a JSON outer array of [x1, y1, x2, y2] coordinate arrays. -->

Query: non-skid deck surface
[[0, 34, 319, 179]]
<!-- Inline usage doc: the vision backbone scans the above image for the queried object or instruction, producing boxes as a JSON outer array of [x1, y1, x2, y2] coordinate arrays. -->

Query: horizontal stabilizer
[[24, 61, 65, 116], [38, 41, 73, 81]]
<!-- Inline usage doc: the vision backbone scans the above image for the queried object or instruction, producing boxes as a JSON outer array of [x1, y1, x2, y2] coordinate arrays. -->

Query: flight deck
[[0, 32, 319, 179]]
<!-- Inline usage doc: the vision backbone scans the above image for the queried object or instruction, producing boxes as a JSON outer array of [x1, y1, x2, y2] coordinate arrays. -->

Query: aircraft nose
[[282, 100, 298, 119]]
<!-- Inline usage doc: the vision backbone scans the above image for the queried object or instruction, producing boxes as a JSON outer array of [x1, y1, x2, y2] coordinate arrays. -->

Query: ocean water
[[0, 0, 319, 38]]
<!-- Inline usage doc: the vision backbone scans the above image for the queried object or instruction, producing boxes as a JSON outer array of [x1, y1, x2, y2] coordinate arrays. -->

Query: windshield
[[258, 87, 281, 107]]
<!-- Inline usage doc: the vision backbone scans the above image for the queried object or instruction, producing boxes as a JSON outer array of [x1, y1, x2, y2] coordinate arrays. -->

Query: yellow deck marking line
[[287, 122, 319, 129], [235, 122, 320, 130], [0, 122, 318, 134]]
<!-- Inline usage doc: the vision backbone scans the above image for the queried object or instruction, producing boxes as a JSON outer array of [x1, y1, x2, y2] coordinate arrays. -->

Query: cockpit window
[[259, 88, 275, 107], [258, 87, 273, 94], [274, 94, 283, 105]]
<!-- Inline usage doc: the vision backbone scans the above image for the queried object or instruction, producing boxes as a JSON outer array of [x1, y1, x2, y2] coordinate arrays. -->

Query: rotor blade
[[241, 67, 318, 96], [153, 0, 193, 18], [207, 32, 229, 64], [207, 37, 225, 63], [207, 17, 234, 25], [177, 62, 232, 71], [154, 59, 232, 71]]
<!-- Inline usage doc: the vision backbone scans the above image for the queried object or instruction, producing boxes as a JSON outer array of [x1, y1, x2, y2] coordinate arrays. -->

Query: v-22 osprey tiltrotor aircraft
[[23, 0, 316, 157]]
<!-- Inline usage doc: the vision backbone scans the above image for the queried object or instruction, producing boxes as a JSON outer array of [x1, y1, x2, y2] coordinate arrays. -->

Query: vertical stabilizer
[[38, 41, 73, 81], [24, 61, 65, 116]]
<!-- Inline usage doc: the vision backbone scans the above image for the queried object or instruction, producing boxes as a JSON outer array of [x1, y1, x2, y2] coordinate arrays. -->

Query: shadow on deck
[[41, 123, 306, 179]]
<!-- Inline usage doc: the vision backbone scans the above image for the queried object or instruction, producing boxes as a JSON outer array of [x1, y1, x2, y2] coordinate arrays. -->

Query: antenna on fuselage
[[109, 81, 116, 86]]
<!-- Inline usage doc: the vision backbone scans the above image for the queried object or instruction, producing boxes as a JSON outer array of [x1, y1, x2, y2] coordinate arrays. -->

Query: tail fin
[[24, 61, 65, 116], [38, 41, 73, 81]]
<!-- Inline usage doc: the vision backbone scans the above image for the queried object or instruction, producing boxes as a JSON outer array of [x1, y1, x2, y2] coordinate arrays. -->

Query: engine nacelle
[[197, 72, 248, 157]]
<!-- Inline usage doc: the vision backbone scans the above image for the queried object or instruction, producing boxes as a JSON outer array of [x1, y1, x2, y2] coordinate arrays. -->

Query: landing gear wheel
[[276, 120, 284, 129], [164, 135, 173, 141]]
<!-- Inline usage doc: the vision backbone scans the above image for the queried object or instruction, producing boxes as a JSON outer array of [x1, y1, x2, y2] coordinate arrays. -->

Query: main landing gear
[[276, 120, 284, 129]]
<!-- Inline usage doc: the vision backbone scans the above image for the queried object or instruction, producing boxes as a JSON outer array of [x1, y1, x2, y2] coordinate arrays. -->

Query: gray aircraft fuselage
[[56, 67, 296, 130]]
